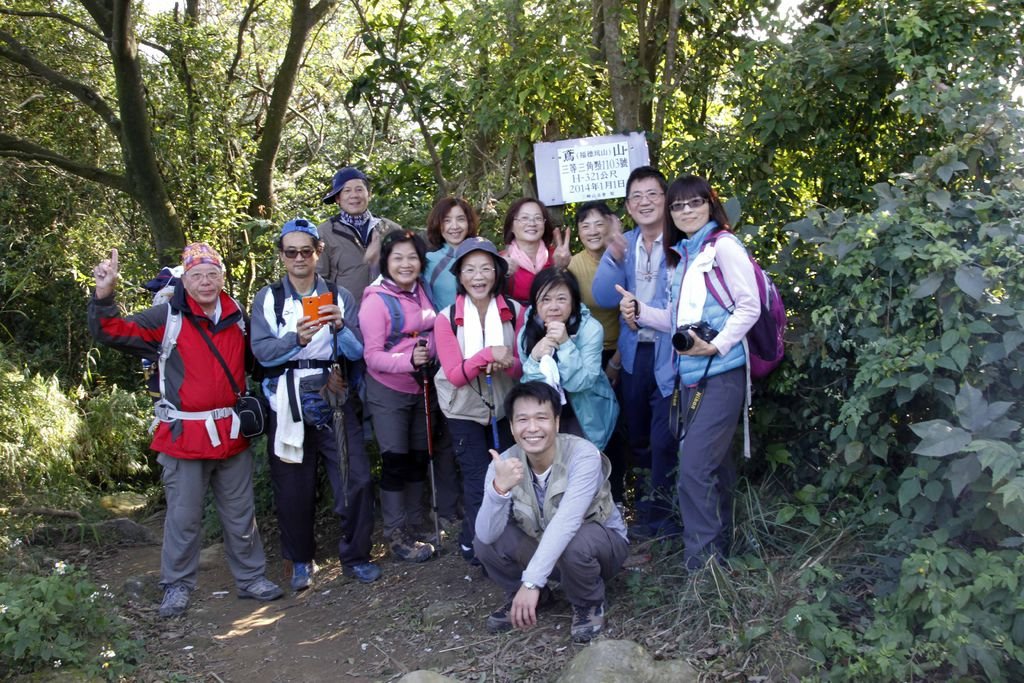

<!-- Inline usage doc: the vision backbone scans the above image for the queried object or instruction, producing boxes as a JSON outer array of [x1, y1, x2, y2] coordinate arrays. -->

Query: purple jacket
[[359, 279, 437, 394]]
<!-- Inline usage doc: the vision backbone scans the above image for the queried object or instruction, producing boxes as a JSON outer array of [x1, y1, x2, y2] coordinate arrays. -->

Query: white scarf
[[461, 298, 504, 357], [675, 244, 717, 327], [263, 285, 344, 463]]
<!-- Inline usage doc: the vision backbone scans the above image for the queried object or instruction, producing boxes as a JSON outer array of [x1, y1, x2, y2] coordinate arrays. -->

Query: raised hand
[[605, 214, 627, 262], [318, 303, 345, 331], [491, 449, 524, 493], [552, 226, 572, 268], [614, 284, 639, 330], [92, 248, 120, 298]]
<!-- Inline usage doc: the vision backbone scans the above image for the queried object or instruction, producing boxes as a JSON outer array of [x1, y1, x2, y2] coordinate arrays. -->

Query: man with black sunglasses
[[250, 219, 381, 590]]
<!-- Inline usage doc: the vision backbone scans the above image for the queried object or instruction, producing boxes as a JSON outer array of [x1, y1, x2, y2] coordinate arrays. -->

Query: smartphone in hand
[[301, 292, 332, 322]]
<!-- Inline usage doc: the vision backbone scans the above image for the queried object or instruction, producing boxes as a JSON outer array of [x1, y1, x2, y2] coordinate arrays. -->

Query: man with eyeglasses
[[317, 166, 402, 303], [89, 243, 283, 618], [592, 166, 681, 540], [250, 219, 381, 589]]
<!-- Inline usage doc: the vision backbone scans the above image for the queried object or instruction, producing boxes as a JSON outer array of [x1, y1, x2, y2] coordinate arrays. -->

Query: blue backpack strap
[[379, 291, 407, 350], [429, 248, 456, 290]]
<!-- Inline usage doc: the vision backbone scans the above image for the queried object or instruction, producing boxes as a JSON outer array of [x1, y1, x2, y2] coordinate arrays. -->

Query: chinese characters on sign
[[534, 132, 650, 206], [557, 142, 632, 203]]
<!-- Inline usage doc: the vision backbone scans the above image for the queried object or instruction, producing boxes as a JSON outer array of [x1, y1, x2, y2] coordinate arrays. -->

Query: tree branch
[[0, 29, 122, 138], [0, 8, 105, 42], [0, 132, 130, 192]]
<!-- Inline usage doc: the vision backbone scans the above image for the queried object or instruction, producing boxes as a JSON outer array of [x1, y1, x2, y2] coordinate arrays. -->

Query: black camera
[[672, 321, 718, 352]]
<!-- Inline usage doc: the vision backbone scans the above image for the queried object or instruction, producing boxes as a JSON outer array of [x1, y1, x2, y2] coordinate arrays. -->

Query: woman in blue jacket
[[630, 175, 761, 570], [517, 268, 618, 451]]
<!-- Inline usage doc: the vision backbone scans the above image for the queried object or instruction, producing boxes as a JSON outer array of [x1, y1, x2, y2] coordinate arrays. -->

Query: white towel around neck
[[461, 298, 505, 358], [675, 244, 718, 327]]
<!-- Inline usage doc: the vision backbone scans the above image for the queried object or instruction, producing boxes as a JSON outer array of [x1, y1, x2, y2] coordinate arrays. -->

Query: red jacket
[[88, 287, 250, 460]]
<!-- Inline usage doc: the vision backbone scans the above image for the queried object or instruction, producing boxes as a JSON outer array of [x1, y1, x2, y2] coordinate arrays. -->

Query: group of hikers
[[89, 164, 764, 643]]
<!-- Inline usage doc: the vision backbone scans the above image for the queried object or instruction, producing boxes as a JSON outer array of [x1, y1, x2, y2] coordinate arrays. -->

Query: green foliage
[[0, 343, 154, 497], [0, 350, 80, 494], [73, 385, 154, 486], [0, 561, 141, 678]]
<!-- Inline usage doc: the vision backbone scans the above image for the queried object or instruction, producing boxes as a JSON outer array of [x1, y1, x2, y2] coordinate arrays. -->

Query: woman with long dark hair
[[626, 174, 760, 570], [517, 268, 618, 450]]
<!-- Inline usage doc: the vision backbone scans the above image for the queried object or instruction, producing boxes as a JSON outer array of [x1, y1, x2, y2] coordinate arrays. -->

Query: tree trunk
[[248, 0, 336, 219], [600, 0, 641, 132], [106, 0, 185, 262]]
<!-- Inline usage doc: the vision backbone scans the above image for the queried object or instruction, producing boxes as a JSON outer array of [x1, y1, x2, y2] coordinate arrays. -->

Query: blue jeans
[[619, 342, 678, 532], [448, 417, 513, 549]]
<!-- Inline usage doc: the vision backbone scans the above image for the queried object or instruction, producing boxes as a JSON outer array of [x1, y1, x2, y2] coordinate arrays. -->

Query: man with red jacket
[[89, 243, 282, 618]]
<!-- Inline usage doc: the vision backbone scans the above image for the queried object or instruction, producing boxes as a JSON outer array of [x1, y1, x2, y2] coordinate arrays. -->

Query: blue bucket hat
[[449, 236, 507, 278], [323, 166, 370, 204], [280, 218, 320, 241]]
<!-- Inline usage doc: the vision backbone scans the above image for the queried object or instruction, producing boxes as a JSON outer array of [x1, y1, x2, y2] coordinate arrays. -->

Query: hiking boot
[[342, 561, 382, 584], [291, 561, 314, 592], [159, 582, 191, 618], [486, 587, 553, 633], [238, 576, 284, 601], [570, 602, 605, 642], [388, 528, 434, 563]]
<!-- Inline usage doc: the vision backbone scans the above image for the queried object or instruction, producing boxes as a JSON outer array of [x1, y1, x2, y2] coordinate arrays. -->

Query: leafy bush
[[0, 344, 155, 497], [772, 95, 1024, 679], [0, 352, 80, 494], [0, 561, 141, 679], [73, 385, 154, 486]]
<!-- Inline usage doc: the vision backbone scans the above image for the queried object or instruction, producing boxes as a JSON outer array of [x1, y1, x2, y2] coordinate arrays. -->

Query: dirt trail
[[95, 518, 619, 682]]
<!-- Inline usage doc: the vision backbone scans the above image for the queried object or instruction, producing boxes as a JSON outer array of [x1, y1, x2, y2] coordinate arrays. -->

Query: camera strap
[[669, 356, 714, 442]]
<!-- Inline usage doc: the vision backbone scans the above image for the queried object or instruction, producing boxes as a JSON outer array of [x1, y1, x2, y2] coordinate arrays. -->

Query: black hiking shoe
[[570, 601, 605, 642]]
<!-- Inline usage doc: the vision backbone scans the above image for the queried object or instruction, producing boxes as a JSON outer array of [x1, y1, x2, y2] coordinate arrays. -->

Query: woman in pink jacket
[[359, 230, 438, 563], [433, 237, 525, 564]]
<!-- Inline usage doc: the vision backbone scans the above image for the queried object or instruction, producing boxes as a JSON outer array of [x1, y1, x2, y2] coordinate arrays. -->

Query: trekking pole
[[485, 371, 500, 450], [418, 339, 442, 553]]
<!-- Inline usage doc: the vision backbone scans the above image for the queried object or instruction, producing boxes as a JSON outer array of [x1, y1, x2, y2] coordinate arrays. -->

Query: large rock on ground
[[396, 672, 459, 683], [556, 639, 697, 683]]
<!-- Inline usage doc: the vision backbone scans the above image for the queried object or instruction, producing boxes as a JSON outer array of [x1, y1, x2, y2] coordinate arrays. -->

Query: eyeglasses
[[627, 190, 664, 203], [283, 247, 316, 259], [461, 266, 496, 278], [185, 270, 223, 283], [515, 215, 544, 225], [669, 197, 708, 212]]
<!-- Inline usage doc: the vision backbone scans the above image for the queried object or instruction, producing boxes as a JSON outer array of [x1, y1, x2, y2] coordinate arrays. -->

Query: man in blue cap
[[317, 167, 402, 302], [250, 218, 382, 589]]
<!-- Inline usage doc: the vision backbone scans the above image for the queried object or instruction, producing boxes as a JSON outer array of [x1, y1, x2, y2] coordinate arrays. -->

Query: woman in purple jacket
[[359, 230, 438, 563]]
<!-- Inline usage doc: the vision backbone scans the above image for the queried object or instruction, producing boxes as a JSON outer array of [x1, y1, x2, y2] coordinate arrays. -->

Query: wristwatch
[[522, 581, 539, 591]]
